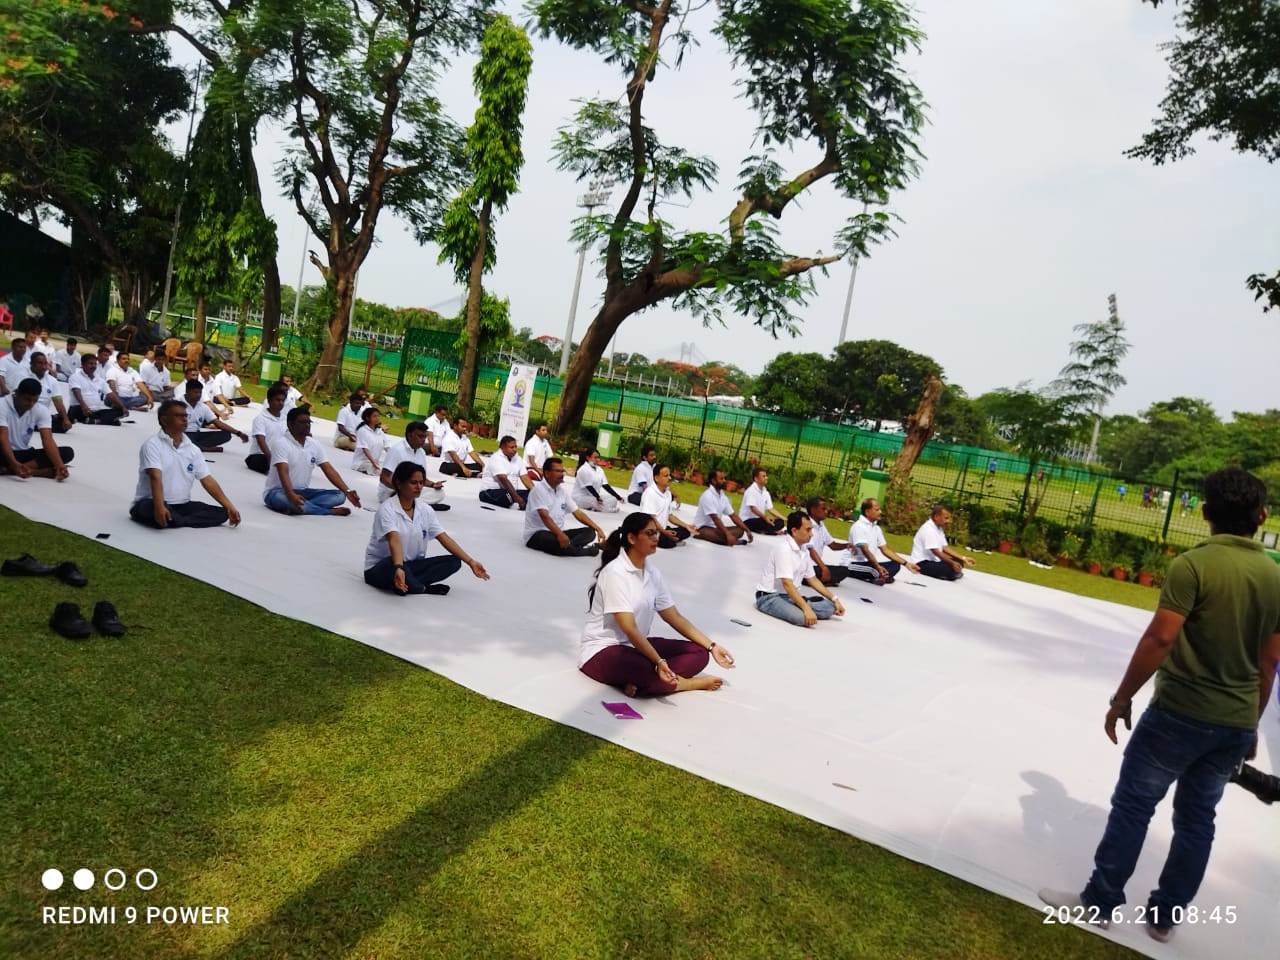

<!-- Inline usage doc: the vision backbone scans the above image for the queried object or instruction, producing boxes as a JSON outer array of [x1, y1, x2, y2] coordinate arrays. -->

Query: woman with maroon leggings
[[579, 511, 736, 697]]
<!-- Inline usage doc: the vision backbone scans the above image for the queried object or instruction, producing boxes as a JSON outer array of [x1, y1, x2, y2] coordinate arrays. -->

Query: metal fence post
[[698, 398, 709, 449], [1017, 462, 1035, 520], [540, 375, 550, 418], [1161, 468, 1180, 542], [790, 423, 803, 470], [616, 379, 626, 423], [1085, 478, 1103, 534]]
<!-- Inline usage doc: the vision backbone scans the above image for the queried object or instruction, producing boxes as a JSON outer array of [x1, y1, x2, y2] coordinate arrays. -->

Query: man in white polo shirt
[[439, 418, 485, 477], [739, 466, 785, 535], [179, 378, 247, 452], [263, 407, 361, 516], [0, 378, 73, 480], [378, 420, 448, 508], [641, 463, 696, 548], [68, 355, 124, 425], [801, 496, 853, 586], [212, 358, 250, 407], [754, 511, 845, 627], [26, 352, 72, 433], [139, 351, 175, 401], [129, 400, 240, 528], [245, 382, 289, 473], [0, 337, 31, 395], [107, 353, 154, 411], [479, 434, 531, 509], [844, 497, 919, 585], [280, 374, 307, 413], [522, 422, 554, 481], [626, 444, 657, 505], [425, 404, 451, 456], [333, 390, 368, 451], [693, 469, 753, 546], [909, 503, 975, 581], [53, 338, 82, 381], [524, 457, 606, 556]]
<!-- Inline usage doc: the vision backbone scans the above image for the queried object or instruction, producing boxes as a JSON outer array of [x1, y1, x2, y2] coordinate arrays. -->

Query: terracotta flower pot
[[1111, 567, 1128, 582], [1056, 555, 1072, 568], [997, 540, 1014, 554], [689, 470, 704, 486], [1137, 571, 1155, 587], [725, 480, 740, 493], [1087, 562, 1102, 576]]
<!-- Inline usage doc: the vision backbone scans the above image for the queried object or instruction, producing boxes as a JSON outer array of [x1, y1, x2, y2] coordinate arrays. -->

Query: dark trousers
[[820, 564, 852, 586], [364, 555, 462, 595], [696, 525, 743, 546], [129, 498, 228, 528], [1081, 705, 1255, 929], [2, 446, 75, 472], [526, 527, 597, 557], [656, 526, 691, 549], [439, 461, 477, 476], [245, 452, 270, 474], [627, 490, 644, 505], [917, 558, 962, 581], [50, 415, 71, 434], [225, 396, 250, 406], [187, 430, 231, 451], [479, 487, 527, 508], [70, 405, 122, 426], [580, 636, 710, 696], [847, 559, 902, 584], [744, 516, 784, 535]]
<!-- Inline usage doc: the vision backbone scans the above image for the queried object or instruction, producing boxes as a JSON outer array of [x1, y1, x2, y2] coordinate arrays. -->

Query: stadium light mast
[[559, 183, 610, 376]]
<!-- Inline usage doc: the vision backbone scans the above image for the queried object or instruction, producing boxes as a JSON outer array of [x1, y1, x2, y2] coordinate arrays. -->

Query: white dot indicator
[[73, 869, 94, 890], [41, 869, 63, 891]]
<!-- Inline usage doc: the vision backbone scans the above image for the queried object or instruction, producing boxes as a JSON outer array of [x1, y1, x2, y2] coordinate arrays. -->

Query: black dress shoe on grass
[[92, 601, 126, 637], [54, 562, 87, 587], [2, 554, 56, 577], [50, 603, 92, 640]]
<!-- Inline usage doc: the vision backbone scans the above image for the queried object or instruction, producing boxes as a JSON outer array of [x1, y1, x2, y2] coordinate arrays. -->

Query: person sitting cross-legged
[[245, 382, 288, 473], [579, 511, 736, 698], [379, 420, 448, 509], [478, 434, 532, 509], [425, 404, 451, 457], [364, 461, 489, 596], [844, 497, 920, 585], [280, 374, 308, 414], [626, 444, 657, 505], [179, 379, 248, 452], [53, 337, 81, 382], [693, 469, 753, 547], [438, 417, 486, 477], [333, 390, 368, 451], [522, 422, 554, 482], [352, 406, 389, 476], [67, 355, 124, 425], [802, 496, 853, 586], [196, 361, 231, 419], [641, 463, 696, 548], [26, 352, 73, 434], [263, 407, 361, 517], [571, 448, 624, 513], [211, 358, 250, 408], [910, 503, 975, 581], [0, 378, 73, 481], [524, 457, 607, 557], [0, 336, 30, 395], [754, 511, 846, 628], [739, 466, 785, 534], [107, 353, 154, 412], [129, 400, 240, 529], [138, 351, 175, 401]]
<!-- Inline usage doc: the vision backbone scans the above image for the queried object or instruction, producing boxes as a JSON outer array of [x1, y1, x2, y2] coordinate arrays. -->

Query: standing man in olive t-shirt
[[1040, 468, 1280, 942]]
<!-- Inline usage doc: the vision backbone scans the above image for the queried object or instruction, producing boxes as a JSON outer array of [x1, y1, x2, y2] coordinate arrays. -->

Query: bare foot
[[623, 683, 638, 698], [676, 674, 723, 692], [331, 507, 352, 516]]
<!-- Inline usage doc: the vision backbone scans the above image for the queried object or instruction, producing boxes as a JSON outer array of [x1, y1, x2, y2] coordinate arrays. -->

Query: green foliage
[[1097, 396, 1223, 478], [752, 351, 829, 418], [447, 290, 514, 357], [976, 389, 1075, 466], [934, 384, 993, 447], [1059, 531, 1084, 561], [1053, 301, 1129, 426], [826, 339, 941, 426]]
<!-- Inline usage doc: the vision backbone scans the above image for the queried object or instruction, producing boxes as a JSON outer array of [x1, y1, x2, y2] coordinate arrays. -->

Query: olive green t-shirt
[[1153, 534, 1280, 729]]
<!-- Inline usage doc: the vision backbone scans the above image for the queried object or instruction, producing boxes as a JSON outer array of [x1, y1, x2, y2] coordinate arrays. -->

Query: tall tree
[[825, 339, 941, 429], [1053, 294, 1130, 463], [255, 0, 487, 394], [437, 14, 532, 413], [752, 352, 829, 418], [533, 0, 926, 433], [1133, 0, 1280, 310], [977, 388, 1075, 521]]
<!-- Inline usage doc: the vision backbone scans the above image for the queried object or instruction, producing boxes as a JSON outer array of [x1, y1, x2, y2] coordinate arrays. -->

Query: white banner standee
[[497, 364, 538, 444]]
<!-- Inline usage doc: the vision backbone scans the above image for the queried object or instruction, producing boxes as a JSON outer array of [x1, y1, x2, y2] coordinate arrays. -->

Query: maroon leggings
[[581, 637, 710, 696]]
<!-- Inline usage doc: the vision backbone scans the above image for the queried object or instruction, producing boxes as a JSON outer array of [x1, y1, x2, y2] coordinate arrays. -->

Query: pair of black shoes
[[50, 601, 125, 640], [2, 553, 88, 587]]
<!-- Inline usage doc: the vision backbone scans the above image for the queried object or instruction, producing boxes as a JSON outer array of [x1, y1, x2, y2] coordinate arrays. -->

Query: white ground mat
[[3, 404, 1277, 958]]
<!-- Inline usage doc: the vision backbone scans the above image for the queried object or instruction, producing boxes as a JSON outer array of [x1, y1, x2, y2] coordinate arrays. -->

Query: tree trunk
[[236, 116, 282, 353], [308, 267, 356, 394], [233, 299, 248, 367], [456, 199, 492, 415], [194, 295, 207, 344], [889, 374, 943, 484], [551, 290, 647, 434]]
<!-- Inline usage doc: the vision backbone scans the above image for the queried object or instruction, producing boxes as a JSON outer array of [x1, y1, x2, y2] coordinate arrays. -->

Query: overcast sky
[[179, 1, 1277, 416]]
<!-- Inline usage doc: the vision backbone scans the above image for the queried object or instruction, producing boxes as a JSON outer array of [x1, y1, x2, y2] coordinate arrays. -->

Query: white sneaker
[[1037, 888, 1110, 929]]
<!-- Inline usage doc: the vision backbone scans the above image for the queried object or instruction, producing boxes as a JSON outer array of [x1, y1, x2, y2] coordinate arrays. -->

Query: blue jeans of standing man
[[1081, 704, 1255, 929], [264, 487, 346, 516], [754, 590, 835, 626]]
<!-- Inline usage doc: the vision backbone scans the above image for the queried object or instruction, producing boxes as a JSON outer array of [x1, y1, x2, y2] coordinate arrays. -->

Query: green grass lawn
[[0, 506, 1137, 959]]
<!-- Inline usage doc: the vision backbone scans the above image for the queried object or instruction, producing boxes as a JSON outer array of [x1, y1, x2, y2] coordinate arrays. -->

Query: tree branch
[[728, 148, 840, 243], [129, 23, 223, 67]]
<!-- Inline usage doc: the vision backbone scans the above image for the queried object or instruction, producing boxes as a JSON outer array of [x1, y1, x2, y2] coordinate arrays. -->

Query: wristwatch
[[1109, 694, 1130, 707]]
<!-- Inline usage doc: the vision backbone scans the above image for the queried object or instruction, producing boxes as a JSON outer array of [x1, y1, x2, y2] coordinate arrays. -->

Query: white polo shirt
[[693, 486, 733, 528], [579, 552, 675, 667], [265, 432, 328, 493], [133, 431, 209, 505], [68, 370, 107, 411], [481, 448, 523, 492], [364, 497, 446, 570], [379, 438, 428, 502], [523, 434, 553, 473], [846, 515, 891, 565], [250, 408, 285, 444], [441, 429, 474, 463], [197, 374, 217, 404], [0, 352, 30, 388], [523, 479, 575, 543], [739, 482, 774, 521], [627, 460, 653, 496], [353, 423, 388, 468], [572, 461, 609, 506], [179, 396, 217, 432], [212, 369, 241, 400], [111, 366, 144, 398], [28, 337, 51, 358], [30, 371, 60, 409], [282, 385, 303, 413], [0, 394, 52, 450], [335, 402, 366, 440], [54, 348, 81, 378], [909, 519, 949, 564], [639, 484, 675, 528], [756, 534, 815, 594], [140, 360, 172, 393], [427, 414, 451, 447]]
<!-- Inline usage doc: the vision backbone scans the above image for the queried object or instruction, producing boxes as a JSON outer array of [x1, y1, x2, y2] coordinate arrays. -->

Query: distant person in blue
[[987, 459, 997, 475], [1117, 483, 1127, 501]]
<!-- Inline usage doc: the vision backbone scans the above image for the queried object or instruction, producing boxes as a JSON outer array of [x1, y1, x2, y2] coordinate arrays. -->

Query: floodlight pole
[[558, 184, 609, 376], [836, 252, 860, 346]]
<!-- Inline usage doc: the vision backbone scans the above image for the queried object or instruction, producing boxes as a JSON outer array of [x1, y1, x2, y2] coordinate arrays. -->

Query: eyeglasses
[[640, 528, 661, 538]]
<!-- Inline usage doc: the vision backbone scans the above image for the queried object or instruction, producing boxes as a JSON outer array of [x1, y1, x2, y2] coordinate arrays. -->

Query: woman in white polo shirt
[[364, 461, 489, 596], [352, 406, 389, 475], [580, 511, 735, 697], [571, 448, 624, 512]]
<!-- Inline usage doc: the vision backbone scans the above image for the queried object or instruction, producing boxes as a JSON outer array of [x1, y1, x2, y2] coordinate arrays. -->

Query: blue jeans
[[264, 486, 346, 516], [1082, 704, 1255, 927], [754, 590, 835, 626]]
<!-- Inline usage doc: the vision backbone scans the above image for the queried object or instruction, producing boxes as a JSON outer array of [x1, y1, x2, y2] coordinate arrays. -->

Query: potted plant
[[1110, 556, 1130, 581], [995, 519, 1018, 554], [725, 478, 740, 494], [1058, 532, 1083, 568], [1137, 544, 1169, 587], [1082, 537, 1108, 576]]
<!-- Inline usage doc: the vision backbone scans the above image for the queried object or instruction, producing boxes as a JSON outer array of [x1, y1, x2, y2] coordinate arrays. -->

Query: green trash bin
[[407, 384, 433, 418], [856, 468, 890, 507], [260, 351, 283, 384], [597, 422, 623, 459]]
